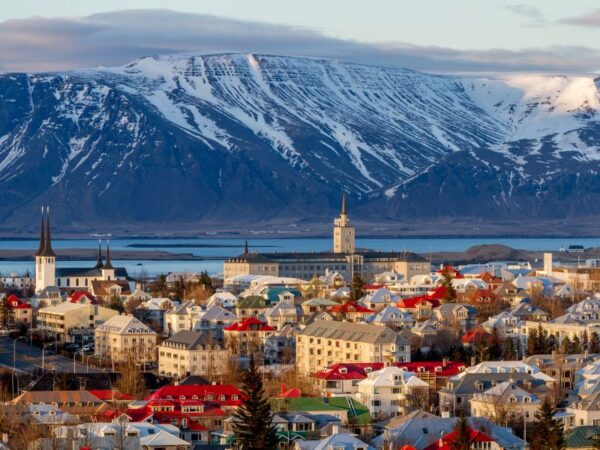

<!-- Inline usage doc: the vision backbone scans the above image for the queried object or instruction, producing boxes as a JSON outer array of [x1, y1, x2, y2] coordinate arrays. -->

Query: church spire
[[95, 239, 104, 269], [244, 240, 249, 254], [341, 192, 347, 216], [103, 240, 114, 270], [35, 206, 46, 257], [41, 206, 56, 257]]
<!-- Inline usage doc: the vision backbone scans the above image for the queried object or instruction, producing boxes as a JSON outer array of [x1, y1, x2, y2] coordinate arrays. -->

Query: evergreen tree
[[502, 337, 517, 360], [489, 327, 502, 360], [440, 269, 457, 303], [590, 332, 600, 353], [232, 356, 279, 450], [561, 336, 572, 355], [530, 398, 565, 450], [547, 334, 558, 352], [451, 411, 473, 450], [536, 324, 548, 354], [150, 274, 168, 297], [583, 330, 589, 352], [108, 295, 124, 313], [0, 296, 14, 330], [349, 274, 365, 301], [200, 270, 213, 289], [173, 276, 186, 300], [527, 327, 538, 356], [572, 335, 582, 354]]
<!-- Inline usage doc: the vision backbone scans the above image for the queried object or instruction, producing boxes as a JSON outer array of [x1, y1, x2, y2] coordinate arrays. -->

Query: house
[[434, 303, 477, 332], [374, 411, 527, 450], [133, 297, 178, 334], [470, 381, 541, 423], [223, 317, 275, 357], [296, 320, 410, 375], [264, 323, 298, 364], [368, 305, 416, 329], [165, 301, 205, 335], [3, 294, 33, 329], [158, 330, 228, 380], [355, 366, 430, 419], [89, 280, 132, 302], [295, 433, 375, 450], [191, 304, 238, 340], [330, 301, 374, 321], [270, 397, 371, 428], [397, 296, 440, 321], [359, 288, 399, 312], [235, 295, 269, 318], [423, 427, 499, 450], [525, 353, 599, 396], [301, 298, 340, 316], [37, 302, 118, 343], [438, 361, 555, 416], [32, 286, 66, 308], [265, 300, 299, 330], [206, 291, 238, 310], [94, 315, 158, 363], [567, 390, 600, 428], [10, 391, 111, 420], [565, 426, 600, 450]]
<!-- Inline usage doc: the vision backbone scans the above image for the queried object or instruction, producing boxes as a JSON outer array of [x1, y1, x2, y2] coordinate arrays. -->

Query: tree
[[572, 335, 582, 354], [115, 356, 146, 399], [0, 296, 14, 330], [440, 269, 457, 303], [232, 356, 279, 450], [349, 274, 365, 301], [527, 327, 538, 356], [488, 327, 502, 361], [530, 398, 565, 450], [150, 274, 168, 297], [561, 336, 572, 355], [502, 337, 517, 360], [536, 324, 548, 354], [107, 294, 124, 313], [450, 411, 473, 450], [173, 276, 185, 300], [590, 332, 600, 353]]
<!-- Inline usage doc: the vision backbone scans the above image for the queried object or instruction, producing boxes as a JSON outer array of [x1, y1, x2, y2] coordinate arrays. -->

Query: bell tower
[[35, 206, 56, 292], [333, 193, 355, 254]]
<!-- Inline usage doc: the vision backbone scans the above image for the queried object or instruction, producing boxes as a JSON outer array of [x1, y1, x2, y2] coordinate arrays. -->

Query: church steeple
[[40, 206, 56, 257], [103, 240, 114, 270], [341, 192, 347, 216], [95, 239, 104, 269], [244, 240, 249, 254], [35, 207, 46, 257], [333, 193, 355, 254]]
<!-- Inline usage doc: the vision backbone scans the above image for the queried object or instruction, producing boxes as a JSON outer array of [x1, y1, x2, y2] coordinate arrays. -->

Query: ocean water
[[0, 237, 596, 276]]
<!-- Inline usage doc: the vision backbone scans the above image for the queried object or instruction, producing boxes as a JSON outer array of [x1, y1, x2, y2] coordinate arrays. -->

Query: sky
[[2, 0, 600, 73]]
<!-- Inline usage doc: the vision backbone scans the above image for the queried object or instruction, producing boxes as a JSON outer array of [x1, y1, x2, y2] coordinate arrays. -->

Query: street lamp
[[12, 335, 28, 396], [42, 341, 57, 372]]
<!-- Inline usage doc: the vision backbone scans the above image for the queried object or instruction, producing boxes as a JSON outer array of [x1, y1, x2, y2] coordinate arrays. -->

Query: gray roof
[[162, 330, 221, 350], [441, 372, 551, 396], [299, 320, 405, 345]]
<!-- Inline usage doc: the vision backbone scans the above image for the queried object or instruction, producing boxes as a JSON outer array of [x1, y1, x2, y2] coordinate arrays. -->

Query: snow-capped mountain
[[0, 53, 599, 232]]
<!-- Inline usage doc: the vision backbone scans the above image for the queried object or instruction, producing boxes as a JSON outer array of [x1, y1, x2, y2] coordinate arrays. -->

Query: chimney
[[442, 357, 448, 368], [331, 424, 339, 435]]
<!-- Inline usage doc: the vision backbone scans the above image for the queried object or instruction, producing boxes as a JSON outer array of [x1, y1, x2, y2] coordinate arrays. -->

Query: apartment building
[[158, 330, 228, 380], [94, 315, 158, 363], [37, 302, 118, 342], [295, 320, 410, 376]]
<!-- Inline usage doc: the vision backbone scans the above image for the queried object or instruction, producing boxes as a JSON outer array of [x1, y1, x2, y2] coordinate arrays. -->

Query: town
[[0, 201, 598, 450]]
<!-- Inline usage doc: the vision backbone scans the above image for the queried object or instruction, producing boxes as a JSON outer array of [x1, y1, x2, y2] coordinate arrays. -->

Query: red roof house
[[424, 427, 494, 450]]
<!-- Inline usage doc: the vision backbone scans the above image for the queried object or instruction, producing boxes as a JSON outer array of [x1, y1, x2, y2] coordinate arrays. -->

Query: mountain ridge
[[1, 52, 600, 234]]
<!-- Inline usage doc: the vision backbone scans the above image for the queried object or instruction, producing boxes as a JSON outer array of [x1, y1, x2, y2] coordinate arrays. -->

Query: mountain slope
[[0, 53, 599, 233]]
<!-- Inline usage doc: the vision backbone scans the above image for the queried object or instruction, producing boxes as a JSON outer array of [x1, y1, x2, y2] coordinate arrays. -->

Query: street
[[0, 337, 106, 375]]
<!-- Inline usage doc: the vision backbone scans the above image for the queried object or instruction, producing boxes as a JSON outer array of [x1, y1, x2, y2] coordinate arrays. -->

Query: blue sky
[[1, 1, 600, 72]]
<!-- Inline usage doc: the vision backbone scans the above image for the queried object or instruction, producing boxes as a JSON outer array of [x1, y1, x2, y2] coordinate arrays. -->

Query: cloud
[[0, 9, 598, 74], [505, 4, 543, 18], [561, 8, 600, 27]]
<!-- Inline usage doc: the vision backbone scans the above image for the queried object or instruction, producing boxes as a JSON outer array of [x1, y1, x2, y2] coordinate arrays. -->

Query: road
[[0, 337, 106, 374]]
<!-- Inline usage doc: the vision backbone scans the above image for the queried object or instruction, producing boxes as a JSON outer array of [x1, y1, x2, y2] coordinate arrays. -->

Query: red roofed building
[[87, 389, 134, 405], [437, 265, 464, 279], [423, 427, 497, 450], [223, 317, 274, 356], [69, 290, 97, 304], [479, 271, 503, 290], [461, 328, 494, 347], [459, 288, 499, 320], [397, 297, 441, 320], [3, 294, 33, 328], [330, 301, 374, 321], [312, 360, 466, 396]]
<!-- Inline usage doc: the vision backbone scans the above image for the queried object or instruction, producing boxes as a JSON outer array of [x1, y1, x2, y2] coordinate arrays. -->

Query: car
[[64, 343, 81, 352], [81, 344, 94, 353]]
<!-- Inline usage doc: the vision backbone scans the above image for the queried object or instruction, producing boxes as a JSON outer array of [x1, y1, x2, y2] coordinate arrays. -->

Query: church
[[223, 195, 431, 283], [34, 207, 129, 293]]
